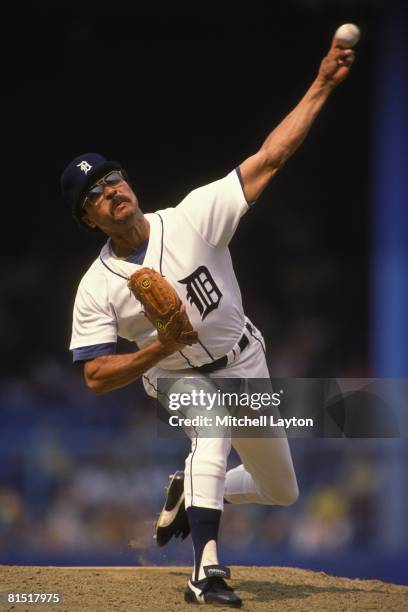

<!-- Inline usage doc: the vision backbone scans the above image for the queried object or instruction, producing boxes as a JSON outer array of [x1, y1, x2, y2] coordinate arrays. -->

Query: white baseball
[[334, 23, 360, 48]]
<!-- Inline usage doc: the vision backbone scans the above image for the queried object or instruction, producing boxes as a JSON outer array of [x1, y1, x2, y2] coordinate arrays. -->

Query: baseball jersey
[[70, 168, 254, 373]]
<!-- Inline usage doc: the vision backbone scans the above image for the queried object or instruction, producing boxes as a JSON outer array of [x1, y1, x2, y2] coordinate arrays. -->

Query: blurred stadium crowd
[[0, 351, 382, 564]]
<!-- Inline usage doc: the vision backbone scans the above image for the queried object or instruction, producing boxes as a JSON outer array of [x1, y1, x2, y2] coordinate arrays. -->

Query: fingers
[[330, 32, 355, 58], [337, 49, 355, 66], [330, 32, 356, 56], [327, 42, 355, 69]]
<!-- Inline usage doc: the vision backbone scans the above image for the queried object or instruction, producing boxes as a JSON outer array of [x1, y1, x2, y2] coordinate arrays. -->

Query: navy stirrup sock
[[187, 506, 222, 581]]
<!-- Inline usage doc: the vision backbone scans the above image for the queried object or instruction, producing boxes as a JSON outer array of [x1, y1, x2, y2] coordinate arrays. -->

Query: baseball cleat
[[184, 565, 242, 607], [155, 470, 190, 546]]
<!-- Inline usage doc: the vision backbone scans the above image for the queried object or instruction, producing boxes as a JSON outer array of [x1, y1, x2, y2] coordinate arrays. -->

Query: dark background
[[1, 0, 407, 587]]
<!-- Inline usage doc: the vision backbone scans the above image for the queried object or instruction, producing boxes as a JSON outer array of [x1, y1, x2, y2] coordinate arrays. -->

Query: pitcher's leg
[[225, 436, 299, 506], [184, 435, 231, 582], [184, 436, 231, 510]]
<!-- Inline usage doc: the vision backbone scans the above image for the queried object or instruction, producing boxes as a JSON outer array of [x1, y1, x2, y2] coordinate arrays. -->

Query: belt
[[195, 322, 253, 374]]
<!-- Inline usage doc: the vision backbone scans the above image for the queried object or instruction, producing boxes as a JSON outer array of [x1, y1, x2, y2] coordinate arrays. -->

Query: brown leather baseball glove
[[128, 268, 198, 347]]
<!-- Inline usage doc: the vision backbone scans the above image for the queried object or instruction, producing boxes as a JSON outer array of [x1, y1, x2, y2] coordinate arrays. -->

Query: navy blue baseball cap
[[61, 153, 122, 228]]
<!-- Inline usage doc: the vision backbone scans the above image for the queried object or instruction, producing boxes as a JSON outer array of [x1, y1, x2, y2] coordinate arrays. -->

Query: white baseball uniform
[[70, 168, 298, 511]]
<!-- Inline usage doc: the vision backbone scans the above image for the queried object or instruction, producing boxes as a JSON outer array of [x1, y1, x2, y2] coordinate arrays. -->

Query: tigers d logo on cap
[[77, 160, 92, 174]]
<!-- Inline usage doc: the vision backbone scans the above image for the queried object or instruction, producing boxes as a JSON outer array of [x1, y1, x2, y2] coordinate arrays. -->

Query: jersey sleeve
[[69, 277, 118, 362], [176, 168, 251, 248]]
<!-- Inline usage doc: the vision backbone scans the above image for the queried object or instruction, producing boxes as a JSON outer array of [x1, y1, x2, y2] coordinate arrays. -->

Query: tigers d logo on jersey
[[179, 266, 222, 320]]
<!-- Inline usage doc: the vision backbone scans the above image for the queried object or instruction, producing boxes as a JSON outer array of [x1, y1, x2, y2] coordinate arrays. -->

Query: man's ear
[[81, 213, 97, 229]]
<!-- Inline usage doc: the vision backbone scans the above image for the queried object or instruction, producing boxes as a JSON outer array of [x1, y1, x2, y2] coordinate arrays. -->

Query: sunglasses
[[81, 170, 125, 209]]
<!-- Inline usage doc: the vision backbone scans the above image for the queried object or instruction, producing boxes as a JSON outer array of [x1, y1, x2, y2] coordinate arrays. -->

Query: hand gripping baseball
[[128, 268, 199, 348], [317, 33, 356, 89]]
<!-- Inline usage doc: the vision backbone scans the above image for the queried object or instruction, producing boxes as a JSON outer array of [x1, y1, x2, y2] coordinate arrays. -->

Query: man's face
[[81, 170, 140, 233]]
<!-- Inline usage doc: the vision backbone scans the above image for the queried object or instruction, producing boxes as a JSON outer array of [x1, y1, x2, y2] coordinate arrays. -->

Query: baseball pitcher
[[61, 35, 355, 607]]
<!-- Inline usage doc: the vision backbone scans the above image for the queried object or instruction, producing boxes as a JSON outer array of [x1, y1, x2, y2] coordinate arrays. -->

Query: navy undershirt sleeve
[[72, 342, 116, 363], [235, 166, 256, 207]]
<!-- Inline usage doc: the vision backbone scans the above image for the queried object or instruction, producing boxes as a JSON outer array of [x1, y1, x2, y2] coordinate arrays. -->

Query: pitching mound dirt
[[0, 566, 407, 611]]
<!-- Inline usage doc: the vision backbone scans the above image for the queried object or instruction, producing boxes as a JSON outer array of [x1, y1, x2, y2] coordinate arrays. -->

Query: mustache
[[110, 195, 131, 214]]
